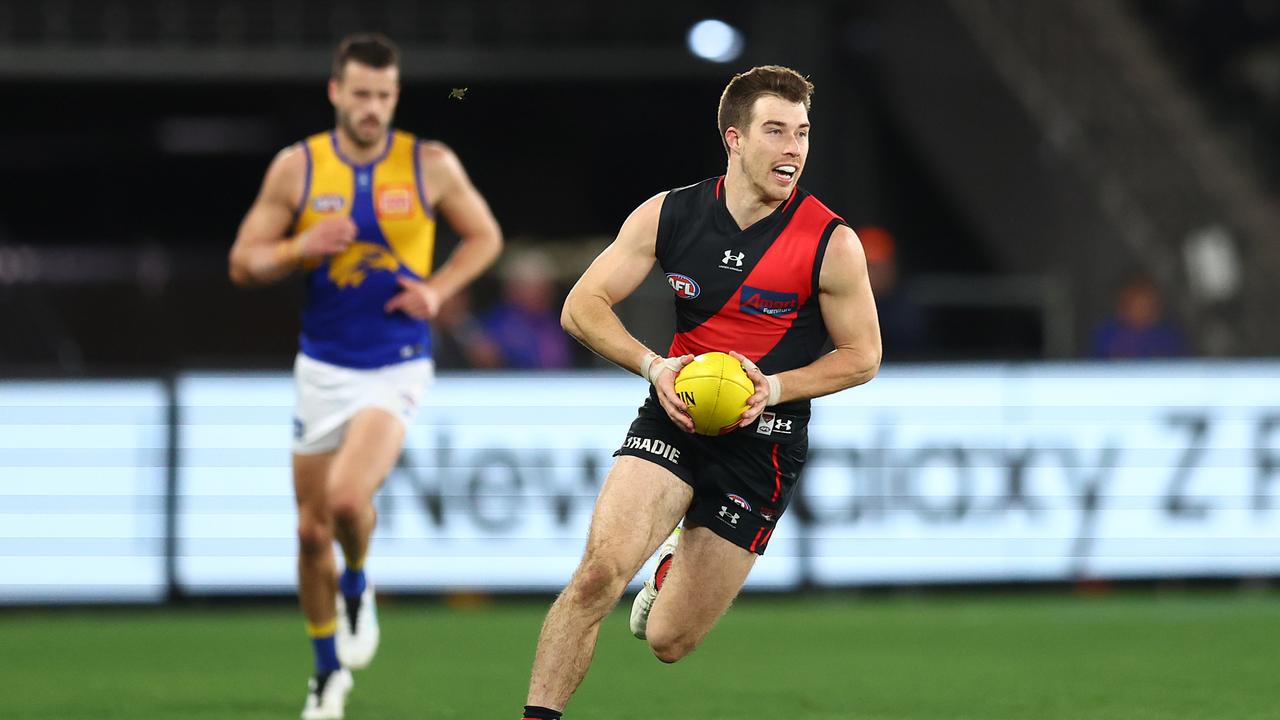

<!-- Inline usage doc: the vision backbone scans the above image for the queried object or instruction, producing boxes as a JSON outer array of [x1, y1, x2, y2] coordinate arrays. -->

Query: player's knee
[[328, 492, 367, 527], [296, 516, 332, 556], [648, 630, 697, 664], [568, 559, 626, 609]]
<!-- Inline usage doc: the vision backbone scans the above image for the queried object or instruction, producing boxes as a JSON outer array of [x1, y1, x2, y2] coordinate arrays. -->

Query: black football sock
[[522, 705, 562, 720]]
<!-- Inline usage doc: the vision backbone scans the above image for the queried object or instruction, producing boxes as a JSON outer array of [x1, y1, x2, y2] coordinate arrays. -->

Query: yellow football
[[673, 352, 755, 436]]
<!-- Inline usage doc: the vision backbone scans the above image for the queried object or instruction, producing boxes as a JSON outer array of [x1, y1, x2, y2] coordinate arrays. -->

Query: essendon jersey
[[657, 176, 845, 417]]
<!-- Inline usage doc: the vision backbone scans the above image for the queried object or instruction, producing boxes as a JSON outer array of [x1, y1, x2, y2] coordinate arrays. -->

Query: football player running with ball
[[518, 65, 881, 720]]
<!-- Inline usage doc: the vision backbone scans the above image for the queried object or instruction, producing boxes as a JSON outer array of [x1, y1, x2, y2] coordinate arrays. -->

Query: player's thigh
[[294, 451, 336, 512], [579, 456, 693, 580], [327, 407, 406, 502], [646, 524, 756, 640]]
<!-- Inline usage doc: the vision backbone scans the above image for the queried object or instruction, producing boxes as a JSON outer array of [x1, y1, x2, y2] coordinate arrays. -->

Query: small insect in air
[[448, 87, 468, 100]]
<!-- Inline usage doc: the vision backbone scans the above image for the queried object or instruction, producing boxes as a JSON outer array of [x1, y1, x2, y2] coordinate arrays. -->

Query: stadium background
[[2, 1, 1278, 718]]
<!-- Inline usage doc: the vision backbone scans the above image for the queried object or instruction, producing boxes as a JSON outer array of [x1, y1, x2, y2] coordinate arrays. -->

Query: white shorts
[[292, 352, 435, 455]]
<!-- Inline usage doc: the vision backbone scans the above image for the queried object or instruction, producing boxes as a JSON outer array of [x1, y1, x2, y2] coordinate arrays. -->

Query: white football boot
[[630, 527, 681, 639], [335, 585, 380, 670], [300, 668, 353, 720]]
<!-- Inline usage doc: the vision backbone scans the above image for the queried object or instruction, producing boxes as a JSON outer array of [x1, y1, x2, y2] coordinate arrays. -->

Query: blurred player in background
[[1090, 274, 1190, 359], [519, 66, 881, 720], [228, 33, 502, 720]]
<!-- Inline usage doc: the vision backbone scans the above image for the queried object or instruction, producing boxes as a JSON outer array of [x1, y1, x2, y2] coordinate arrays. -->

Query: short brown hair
[[332, 33, 400, 80], [717, 65, 814, 153]]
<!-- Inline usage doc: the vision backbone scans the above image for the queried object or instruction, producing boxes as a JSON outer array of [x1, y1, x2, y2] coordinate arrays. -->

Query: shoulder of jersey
[[796, 189, 844, 223], [667, 176, 720, 198]]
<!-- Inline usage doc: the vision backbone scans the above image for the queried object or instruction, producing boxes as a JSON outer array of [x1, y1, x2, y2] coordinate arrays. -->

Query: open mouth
[[772, 164, 797, 183]]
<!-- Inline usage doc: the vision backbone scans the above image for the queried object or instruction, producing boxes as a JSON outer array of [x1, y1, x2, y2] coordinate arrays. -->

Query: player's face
[[734, 95, 809, 204], [329, 61, 400, 149]]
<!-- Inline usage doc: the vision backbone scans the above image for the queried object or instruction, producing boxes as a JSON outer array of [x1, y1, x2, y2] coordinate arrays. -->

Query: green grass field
[[3, 590, 1277, 720]]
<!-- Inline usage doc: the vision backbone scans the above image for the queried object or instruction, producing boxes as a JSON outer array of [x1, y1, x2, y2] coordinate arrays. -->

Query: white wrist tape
[[764, 374, 782, 407], [640, 351, 683, 385], [639, 351, 660, 378], [738, 356, 783, 406]]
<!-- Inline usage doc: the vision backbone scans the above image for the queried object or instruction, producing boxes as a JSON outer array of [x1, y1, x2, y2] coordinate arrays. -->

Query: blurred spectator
[[431, 289, 502, 370], [481, 250, 573, 369], [1090, 276, 1190, 359], [858, 226, 929, 359]]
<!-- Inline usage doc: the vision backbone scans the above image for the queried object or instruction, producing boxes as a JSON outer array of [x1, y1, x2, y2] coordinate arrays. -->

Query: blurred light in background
[[686, 19, 743, 63], [1182, 224, 1242, 303]]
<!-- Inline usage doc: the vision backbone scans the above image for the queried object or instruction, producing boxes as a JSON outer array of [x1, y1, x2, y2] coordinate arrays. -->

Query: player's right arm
[[562, 193, 695, 431], [228, 145, 356, 286]]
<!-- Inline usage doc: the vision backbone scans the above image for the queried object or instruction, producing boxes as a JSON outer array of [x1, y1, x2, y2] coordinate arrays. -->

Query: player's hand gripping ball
[[673, 351, 754, 436]]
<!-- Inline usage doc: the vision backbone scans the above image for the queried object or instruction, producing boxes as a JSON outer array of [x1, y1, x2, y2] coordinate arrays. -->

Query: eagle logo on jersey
[[666, 273, 700, 299], [328, 241, 402, 289]]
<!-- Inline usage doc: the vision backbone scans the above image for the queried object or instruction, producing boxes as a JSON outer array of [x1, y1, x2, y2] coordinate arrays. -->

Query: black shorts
[[613, 392, 809, 555]]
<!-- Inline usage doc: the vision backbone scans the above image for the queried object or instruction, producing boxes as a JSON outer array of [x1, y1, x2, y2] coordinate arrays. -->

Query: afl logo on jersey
[[311, 194, 346, 213], [666, 273, 700, 299]]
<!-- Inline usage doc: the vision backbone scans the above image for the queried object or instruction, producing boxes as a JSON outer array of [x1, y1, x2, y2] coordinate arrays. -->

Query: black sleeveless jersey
[[656, 176, 846, 417]]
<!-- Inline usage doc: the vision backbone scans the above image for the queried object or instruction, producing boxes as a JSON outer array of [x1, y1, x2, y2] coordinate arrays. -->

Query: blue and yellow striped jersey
[[293, 129, 436, 368]]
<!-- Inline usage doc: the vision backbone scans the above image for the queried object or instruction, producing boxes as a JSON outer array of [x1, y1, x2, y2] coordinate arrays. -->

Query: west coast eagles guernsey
[[293, 129, 436, 369]]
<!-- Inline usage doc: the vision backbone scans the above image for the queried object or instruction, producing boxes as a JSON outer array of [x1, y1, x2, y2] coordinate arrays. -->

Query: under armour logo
[[722, 250, 744, 267], [718, 506, 740, 526], [775, 419, 793, 432]]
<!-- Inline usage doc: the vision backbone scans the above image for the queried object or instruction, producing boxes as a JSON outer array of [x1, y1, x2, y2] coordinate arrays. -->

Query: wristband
[[738, 356, 783, 406], [764, 374, 782, 406], [641, 352, 683, 385], [639, 351, 660, 379]]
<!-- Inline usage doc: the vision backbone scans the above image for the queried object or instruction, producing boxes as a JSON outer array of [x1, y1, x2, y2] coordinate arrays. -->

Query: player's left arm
[[384, 141, 503, 320], [736, 225, 881, 420]]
